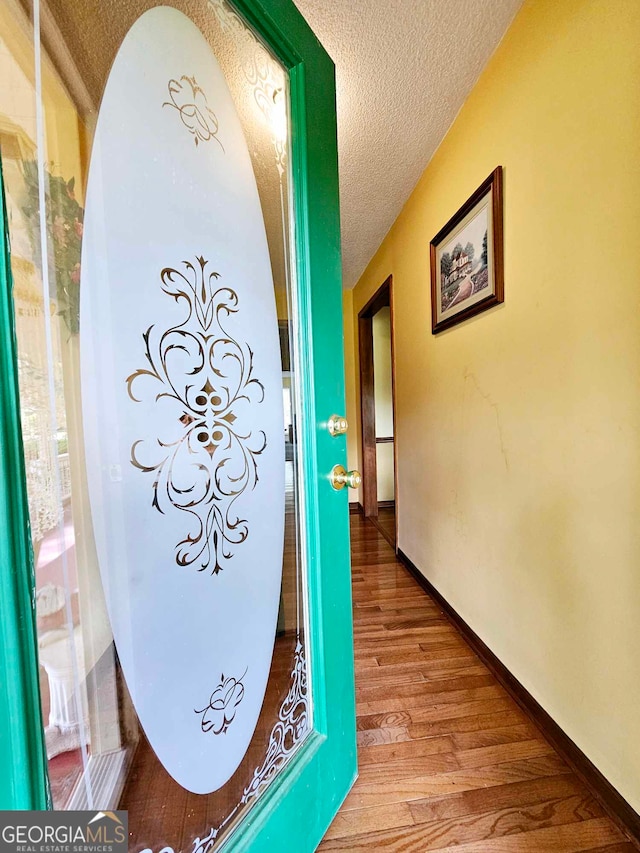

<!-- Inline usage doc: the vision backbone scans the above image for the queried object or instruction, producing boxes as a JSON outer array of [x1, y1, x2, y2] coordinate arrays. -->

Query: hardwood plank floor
[[370, 504, 396, 547], [319, 514, 638, 851]]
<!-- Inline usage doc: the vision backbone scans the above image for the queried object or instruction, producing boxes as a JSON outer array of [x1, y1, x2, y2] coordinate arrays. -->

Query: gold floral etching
[[163, 76, 224, 150], [127, 256, 266, 574], [195, 669, 248, 735]]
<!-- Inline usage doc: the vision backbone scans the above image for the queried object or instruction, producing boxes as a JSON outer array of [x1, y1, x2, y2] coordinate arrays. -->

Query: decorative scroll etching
[[164, 76, 225, 149], [208, 0, 287, 176], [196, 669, 248, 735], [191, 641, 309, 853], [127, 256, 266, 574], [241, 639, 308, 801]]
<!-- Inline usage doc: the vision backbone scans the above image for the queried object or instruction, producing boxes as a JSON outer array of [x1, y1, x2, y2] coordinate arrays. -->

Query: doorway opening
[[358, 275, 397, 549]]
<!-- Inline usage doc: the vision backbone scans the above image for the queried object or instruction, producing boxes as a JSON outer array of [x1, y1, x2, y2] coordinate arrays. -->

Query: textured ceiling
[[292, 0, 524, 288]]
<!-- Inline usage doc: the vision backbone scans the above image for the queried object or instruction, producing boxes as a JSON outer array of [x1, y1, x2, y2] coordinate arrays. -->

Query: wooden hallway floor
[[319, 513, 637, 852]]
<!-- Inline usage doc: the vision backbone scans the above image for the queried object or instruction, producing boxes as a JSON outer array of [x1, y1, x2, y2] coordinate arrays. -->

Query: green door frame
[[0, 0, 356, 848]]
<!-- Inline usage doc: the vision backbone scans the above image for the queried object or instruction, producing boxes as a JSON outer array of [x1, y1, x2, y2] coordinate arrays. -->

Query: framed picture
[[430, 166, 503, 333]]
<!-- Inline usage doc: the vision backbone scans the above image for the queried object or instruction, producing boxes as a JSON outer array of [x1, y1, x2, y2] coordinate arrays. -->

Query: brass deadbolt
[[328, 415, 348, 436]]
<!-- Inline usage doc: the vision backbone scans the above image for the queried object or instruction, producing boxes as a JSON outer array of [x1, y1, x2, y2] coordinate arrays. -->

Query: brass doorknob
[[330, 464, 362, 491]]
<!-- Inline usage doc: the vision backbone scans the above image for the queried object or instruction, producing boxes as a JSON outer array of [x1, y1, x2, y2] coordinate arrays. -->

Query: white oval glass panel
[[80, 6, 285, 794]]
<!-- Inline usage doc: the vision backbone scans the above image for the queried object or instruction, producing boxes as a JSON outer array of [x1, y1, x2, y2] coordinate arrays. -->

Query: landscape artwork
[[439, 207, 489, 315], [430, 166, 503, 333]]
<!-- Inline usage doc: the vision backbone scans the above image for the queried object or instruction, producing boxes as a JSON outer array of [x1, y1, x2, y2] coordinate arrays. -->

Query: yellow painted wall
[[347, 0, 640, 811]]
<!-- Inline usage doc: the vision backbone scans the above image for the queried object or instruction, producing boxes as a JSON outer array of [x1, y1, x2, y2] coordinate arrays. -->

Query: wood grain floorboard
[[342, 755, 572, 809], [320, 817, 622, 852], [358, 735, 455, 767], [318, 514, 636, 850], [357, 726, 411, 747]]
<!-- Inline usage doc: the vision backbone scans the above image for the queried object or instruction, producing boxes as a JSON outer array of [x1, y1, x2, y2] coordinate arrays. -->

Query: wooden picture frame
[[430, 166, 503, 333]]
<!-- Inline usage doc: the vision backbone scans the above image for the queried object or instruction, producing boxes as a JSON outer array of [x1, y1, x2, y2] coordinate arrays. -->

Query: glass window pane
[[1, 0, 311, 848]]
